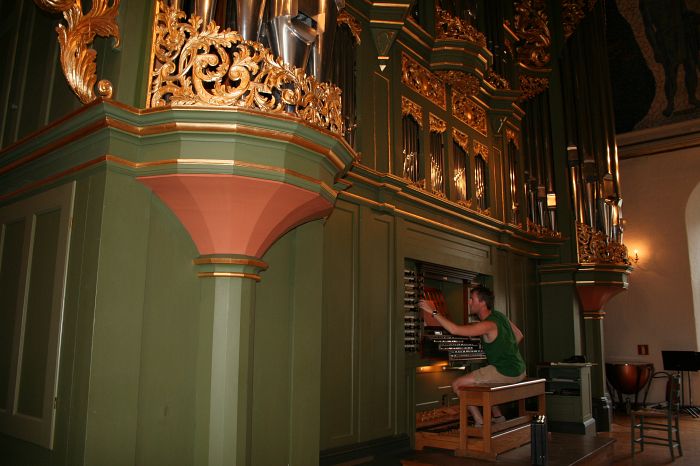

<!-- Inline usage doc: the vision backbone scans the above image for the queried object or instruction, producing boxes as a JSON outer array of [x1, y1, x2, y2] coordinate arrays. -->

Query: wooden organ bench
[[415, 378, 546, 460]]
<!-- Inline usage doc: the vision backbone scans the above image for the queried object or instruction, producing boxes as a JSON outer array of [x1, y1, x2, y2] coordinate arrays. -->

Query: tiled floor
[[600, 413, 700, 465]]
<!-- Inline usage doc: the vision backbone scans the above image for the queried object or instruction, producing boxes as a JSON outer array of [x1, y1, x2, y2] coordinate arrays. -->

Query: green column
[[193, 255, 268, 466], [584, 312, 613, 432]]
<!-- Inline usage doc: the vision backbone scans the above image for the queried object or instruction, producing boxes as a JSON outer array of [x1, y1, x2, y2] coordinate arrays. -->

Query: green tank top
[[482, 310, 526, 377]]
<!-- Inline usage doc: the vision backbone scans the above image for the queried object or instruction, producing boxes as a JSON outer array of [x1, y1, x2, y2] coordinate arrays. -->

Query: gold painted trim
[[343, 169, 564, 246], [539, 280, 575, 286], [575, 281, 628, 286], [0, 104, 356, 179], [197, 272, 262, 281], [192, 257, 268, 269]]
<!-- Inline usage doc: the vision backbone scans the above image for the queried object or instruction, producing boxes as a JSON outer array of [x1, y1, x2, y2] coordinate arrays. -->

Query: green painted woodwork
[[17, 209, 61, 418], [0, 220, 25, 408], [251, 220, 326, 466]]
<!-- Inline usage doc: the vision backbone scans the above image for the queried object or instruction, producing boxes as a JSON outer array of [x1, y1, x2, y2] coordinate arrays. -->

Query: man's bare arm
[[510, 320, 523, 344]]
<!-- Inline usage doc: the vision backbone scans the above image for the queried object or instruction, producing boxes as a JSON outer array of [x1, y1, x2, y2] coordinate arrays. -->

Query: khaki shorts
[[470, 365, 525, 384]]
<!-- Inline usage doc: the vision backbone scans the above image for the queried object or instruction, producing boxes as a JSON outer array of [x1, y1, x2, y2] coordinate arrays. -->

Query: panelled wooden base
[[415, 378, 546, 460]]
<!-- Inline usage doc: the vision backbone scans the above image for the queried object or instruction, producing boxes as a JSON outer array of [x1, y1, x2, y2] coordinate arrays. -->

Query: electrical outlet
[[637, 344, 649, 355]]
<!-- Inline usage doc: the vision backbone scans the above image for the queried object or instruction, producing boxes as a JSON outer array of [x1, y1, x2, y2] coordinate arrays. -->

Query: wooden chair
[[631, 371, 683, 460]]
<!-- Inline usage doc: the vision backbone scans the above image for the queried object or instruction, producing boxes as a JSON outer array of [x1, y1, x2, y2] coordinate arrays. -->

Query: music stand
[[662, 350, 700, 417]]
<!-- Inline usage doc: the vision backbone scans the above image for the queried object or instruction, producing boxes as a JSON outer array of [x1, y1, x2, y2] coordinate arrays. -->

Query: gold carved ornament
[[337, 10, 362, 45], [401, 96, 423, 127], [436, 70, 481, 96], [401, 53, 446, 109], [513, 0, 551, 68], [473, 140, 489, 161], [148, 1, 343, 135], [434, 6, 487, 48], [518, 75, 549, 101], [505, 128, 520, 149], [484, 68, 510, 90], [33, 0, 121, 104], [562, 0, 598, 39], [452, 129, 469, 153], [576, 222, 629, 264], [452, 94, 487, 136], [526, 218, 561, 239], [429, 114, 447, 133]]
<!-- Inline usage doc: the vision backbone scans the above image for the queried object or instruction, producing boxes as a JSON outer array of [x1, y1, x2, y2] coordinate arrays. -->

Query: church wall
[[605, 144, 700, 403]]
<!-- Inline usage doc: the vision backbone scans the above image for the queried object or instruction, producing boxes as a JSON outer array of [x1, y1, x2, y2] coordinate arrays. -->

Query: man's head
[[469, 285, 494, 313]]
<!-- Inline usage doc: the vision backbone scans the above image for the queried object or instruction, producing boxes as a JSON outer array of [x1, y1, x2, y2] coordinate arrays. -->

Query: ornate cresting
[[401, 96, 423, 127], [434, 5, 486, 47], [513, 0, 551, 68], [401, 53, 447, 109], [518, 75, 549, 101], [147, 0, 344, 135], [337, 10, 362, 44], [562, 0, 599, 39], [452, 94, 487, 136], [33, 0, 121, 104], [436, 71, 481, 96], [526, 218, 562, 239], [576, 222, 630, 265]]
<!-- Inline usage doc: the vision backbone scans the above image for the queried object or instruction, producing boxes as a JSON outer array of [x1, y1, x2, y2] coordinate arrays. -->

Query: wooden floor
[[347, 413, 700, 466], [599, 412, 700, 465]]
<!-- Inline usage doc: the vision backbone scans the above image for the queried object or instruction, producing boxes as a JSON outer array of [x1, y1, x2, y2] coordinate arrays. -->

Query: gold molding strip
[[196, 272, 262, 281], [429, 114, 447, 133], [147, 0, 343, 135], [344, 168, 563, 246], [0, 105, 355, 179], [34, 0, 121, 104], [401, 52, 447, 109], [452, 94, 487, 136], [401, 96, 423, 127], [0, 154, 337, 203], [192, 257, 269, 269]]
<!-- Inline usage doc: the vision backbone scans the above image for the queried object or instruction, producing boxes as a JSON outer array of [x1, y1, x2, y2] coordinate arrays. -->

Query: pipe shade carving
[[33, 0, 121, 104]]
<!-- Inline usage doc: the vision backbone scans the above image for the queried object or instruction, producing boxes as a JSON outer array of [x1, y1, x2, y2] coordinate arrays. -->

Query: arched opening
[[685, 181, 700, 348]]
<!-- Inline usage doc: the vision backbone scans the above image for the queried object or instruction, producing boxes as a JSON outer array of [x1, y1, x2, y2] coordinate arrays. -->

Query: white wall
[[604, 128, 700, 404]]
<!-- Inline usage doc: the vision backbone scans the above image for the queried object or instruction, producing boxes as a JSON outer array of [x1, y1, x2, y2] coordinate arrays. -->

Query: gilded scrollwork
[[484, 69, 510, 90], [148, 0, 344, 135], [337, 10, 362, 45], [527, 219, 562, 239], [429, 114, 447, 133], [518, 75, 549, 101], [514, 0, 551, 68], [562, 0, 598, 39], [401, 96, 423, 127], [401, 53, 446, 109], [576, 222, 630, 264], [452, 129, 469, 153], [34, 0, 121, 104], [505, 128, 520, 149], [452, 94, 487, 136], [473, 140, 489, 161], [436, 70, 481, 96], [434, 5, 487, 48]]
